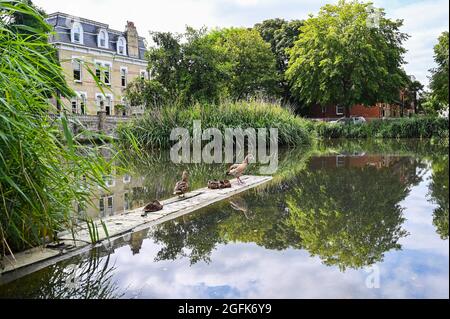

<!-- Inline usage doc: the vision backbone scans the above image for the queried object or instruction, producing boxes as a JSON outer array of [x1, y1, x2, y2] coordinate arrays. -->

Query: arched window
[[71, 22, 83, 44], [98, 29, 109, 48], [117, 36, 127, 55]]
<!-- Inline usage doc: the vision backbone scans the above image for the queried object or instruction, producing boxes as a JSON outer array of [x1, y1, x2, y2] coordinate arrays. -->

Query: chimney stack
[[125, 21, 139, 58]]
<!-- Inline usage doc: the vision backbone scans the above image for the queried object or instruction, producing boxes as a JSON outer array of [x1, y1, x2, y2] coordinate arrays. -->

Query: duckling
[[173, 170, 189, 197], [226, 154, 254, 185], [208, 180, 221, 189], [220, 179, 231, 188]]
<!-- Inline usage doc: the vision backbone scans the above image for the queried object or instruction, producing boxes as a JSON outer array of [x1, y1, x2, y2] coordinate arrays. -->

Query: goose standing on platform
[[173, 170, 189, 197], [226, 154, 254, 185]]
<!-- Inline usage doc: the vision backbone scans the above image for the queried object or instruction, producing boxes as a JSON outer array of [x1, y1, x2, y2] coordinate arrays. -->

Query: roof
[[46, 12, 147, 60]]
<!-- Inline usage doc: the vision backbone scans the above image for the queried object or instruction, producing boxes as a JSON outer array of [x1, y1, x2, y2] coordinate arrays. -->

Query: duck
[[143, 200, 163, 213], [173, 170, 189, 197], [226, 154, 254, 184], [208, 179, 232, 190]]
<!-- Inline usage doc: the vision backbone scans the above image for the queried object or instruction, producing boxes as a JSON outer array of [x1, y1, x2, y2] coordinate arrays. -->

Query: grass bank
[[313, 117, 449, 139], [118, 100, 315, 149]]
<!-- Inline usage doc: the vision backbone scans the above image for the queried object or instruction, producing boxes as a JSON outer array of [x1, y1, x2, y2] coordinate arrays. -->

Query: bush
[[314, 117, 449, 139], [118, 100, 314, 149]]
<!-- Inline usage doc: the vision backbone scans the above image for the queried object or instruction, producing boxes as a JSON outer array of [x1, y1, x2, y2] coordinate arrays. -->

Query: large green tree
[[255, 18, 304, 106], [429, 31, 449, 108], [207, 27, 280, 100], [286, 0, 409, 116]]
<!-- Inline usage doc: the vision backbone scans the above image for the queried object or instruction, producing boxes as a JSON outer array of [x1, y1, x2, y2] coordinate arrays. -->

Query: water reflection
[[0, 249, 123, 299], [2, 140, 446, 298], [428, 155, 449, 240]]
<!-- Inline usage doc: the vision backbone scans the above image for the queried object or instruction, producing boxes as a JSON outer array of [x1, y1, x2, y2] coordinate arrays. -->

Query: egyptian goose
[[226, 154, 254, 184]]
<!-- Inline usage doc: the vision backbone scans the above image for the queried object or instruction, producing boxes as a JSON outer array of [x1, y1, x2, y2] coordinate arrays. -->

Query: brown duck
[[226, 154, 254, 184], [173, 170, 189, 197], [143, 200, 163, 213], [141, 200, 163, 216]]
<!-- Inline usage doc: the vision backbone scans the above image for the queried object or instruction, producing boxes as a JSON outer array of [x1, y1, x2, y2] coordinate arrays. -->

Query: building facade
[[308, 101, 415, 120], [46, 13, 148, 116]]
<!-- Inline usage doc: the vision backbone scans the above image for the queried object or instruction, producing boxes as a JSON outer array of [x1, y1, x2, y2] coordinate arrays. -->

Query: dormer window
[[71, 22, 83, 44], [117, 36, 127, 55], [98, 29, 109, 48]]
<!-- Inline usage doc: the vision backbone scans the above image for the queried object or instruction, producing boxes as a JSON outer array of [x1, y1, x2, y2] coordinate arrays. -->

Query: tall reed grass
[[118, 100, 315, 150], [0, 0, 108, 254]]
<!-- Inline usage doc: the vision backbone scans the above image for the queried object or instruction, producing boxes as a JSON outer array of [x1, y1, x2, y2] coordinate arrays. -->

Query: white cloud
[[34, 0, 448, 86]]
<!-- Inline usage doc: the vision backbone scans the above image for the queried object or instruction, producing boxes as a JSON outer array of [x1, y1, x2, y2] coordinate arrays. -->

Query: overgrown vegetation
[[117, 100, 314, 150], [0, 0, 108, 254], [313, 117, 449, 139]]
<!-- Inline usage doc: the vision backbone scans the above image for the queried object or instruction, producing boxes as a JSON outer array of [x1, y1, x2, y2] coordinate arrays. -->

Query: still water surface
[[0, 139, 448, 298]]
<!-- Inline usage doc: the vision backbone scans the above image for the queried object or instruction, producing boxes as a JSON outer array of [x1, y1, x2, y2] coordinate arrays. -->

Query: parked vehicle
[[329, 116, 366, 125]]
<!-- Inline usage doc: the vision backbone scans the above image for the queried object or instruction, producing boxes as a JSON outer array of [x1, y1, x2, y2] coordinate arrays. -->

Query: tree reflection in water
[[0, 247, 123, 299], [149, 151, 426, 271], [428, 155, 449, 240]]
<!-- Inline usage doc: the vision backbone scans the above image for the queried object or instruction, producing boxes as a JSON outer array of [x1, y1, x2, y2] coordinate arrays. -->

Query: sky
[[33, 0, 449, 87]]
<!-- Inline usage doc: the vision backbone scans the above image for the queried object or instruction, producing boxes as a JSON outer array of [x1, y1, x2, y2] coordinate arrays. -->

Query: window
[[105, 95, 112, 116], [71, 22, 83, 44], [71, 92, 87, 114], [120, 67, 127, 87], [336, 155, 345, 168], [95, 63, 101, 80], [124, 193, 130, 211], [123, 174, 131, 183], [99, 196, 113, 217], [336, 105, 344, 115], [117, 36, 127, 55], [71, 100, 78, 114], [104, 64, 111, 85], [95, 61, 112, 85], [79, 94, 86, 115], [73, 59, 81, 82], [98, 29, 109, 48], [96, 94, 105, 111]]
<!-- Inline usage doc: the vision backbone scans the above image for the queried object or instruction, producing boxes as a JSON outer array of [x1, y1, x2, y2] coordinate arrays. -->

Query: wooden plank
[[0, 175, 272, 276]]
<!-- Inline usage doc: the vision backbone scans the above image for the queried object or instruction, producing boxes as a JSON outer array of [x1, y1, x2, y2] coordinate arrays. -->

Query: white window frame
[[104, 62, 112, 86], [117, 36, 127, 56], [336, 105, 344, 115], [140, 69, 148, 80], [72, 57, 82, 83], [123, 174, 131, 184], [94, 60, 112, 85], [95, 93, 105, 112], [105, 93, 113, 116], [120, 66, 128, 87], [71, 22, 84, 44], [78, 92, 87, 115], [71, 91, 87, 114], [97, 29, 109, 49], [99, 195, 114, 217]]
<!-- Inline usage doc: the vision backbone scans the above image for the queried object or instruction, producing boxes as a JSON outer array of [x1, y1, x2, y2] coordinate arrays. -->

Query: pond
[[0, 139, 448, 298]]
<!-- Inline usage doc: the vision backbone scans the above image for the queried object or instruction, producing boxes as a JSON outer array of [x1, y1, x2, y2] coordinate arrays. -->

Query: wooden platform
[[0, 175, 272, 277]]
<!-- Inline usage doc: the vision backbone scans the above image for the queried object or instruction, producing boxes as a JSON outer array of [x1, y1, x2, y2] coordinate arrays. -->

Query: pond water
[[0, 139, 448, 298]]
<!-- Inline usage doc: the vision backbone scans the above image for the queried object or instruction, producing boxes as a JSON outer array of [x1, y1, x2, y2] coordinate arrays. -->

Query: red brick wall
[[308, 104, 382, 119]]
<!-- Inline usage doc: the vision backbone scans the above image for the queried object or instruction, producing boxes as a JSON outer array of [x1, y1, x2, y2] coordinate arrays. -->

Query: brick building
[[46, 13, 148, 116], [308, 95, 416, 120]]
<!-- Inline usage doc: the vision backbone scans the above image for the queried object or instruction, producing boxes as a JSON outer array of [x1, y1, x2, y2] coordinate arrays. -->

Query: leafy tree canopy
[[286, 0, 409, 115], [429, 31, 449, 107]]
